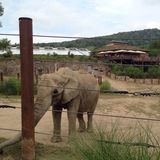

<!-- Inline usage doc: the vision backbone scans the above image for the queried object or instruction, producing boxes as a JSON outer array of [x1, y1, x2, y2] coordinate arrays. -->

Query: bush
[[148, 66, 160, 78], [0, 77, 21, 95], [112, 65, 124, 76], [100, 80, 111, 92], [2, 50, 13, 58], [123, 66, 144, 78]]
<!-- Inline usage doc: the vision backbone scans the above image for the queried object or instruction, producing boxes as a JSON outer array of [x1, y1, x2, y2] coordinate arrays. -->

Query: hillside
[[36, 29, 160, 50]]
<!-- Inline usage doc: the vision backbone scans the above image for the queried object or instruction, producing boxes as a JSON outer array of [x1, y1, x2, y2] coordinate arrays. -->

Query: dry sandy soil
[[0, 77, 160, 146]]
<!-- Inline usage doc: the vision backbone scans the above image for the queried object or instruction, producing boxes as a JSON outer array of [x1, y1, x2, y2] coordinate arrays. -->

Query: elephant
[[0, 67, 99, 151]]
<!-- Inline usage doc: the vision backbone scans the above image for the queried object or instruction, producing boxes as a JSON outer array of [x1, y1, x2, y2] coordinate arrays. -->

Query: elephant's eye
[[53, 89, 58, 94]]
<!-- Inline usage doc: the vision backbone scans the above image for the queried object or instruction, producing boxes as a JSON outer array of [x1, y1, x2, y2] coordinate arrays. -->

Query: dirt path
[[0, 79, 160, 145]]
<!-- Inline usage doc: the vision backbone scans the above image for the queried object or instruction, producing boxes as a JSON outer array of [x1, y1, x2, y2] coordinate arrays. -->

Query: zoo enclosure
[[0, 17, 160, 160]]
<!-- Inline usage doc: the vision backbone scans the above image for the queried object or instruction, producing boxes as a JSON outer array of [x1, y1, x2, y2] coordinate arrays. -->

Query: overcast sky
[[0, 0, 160, 44]]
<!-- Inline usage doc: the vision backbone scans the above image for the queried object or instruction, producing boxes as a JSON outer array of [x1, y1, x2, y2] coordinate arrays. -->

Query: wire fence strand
[[1, 104, 160, 122], [1, 33, 160, 41], [1, 32, 160, 151], [0, 127, 159, 149]]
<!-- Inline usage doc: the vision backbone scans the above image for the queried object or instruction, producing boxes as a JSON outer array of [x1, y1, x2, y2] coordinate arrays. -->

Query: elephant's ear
[[61, 77, 80, 104]]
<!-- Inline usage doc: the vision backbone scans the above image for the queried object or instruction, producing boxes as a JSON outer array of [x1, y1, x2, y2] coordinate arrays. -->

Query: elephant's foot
[[87, 128, 93, 133], [51, 136, 62, 143], [77, 127, 86, 132]]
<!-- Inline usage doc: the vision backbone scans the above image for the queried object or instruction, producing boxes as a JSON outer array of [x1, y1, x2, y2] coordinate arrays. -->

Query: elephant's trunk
[[0, 97, 51, 151], [34, 97, 51, 126], [0, 133, 21, 150]]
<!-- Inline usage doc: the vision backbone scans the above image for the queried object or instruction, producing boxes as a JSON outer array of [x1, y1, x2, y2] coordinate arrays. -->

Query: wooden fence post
[[143, 78, 145, 84], [19, 17, 35, 160], [97, 76, 102, 85], [35, 74, 38, 85], [17, 73, 20, 80], [0, 72, 3, 82]]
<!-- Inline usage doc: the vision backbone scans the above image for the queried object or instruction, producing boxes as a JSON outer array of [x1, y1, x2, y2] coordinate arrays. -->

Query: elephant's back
[[78, 73, 99, 90]]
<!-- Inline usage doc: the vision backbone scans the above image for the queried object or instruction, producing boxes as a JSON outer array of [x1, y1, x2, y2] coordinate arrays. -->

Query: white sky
[[0, 0, 160, 44]]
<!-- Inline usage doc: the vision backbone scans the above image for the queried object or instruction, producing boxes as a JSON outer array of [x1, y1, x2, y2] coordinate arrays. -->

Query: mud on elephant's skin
[[0, 67, 99, 151]]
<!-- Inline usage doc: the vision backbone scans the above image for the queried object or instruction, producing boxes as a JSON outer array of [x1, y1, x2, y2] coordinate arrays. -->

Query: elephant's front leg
[[51, 107, 62, 143], [67, 97, 80, 135]]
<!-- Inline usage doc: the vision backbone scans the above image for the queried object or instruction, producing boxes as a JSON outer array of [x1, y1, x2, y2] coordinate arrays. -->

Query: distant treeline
[[34, 29, 160, 51]]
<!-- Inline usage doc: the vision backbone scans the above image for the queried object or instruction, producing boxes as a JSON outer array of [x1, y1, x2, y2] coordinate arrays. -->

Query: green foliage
[[112, 65, 124, 76], [34, 29, 160, 52], [123, 66, 144, 78], [0, 2, 4, 27], [109, 65, 160, 78], [0, 2, 3, 16], [148, 66, 160, 78], [0, 38, 11, 51], [100, 80, 111, 91], [0, 77, 21, 95], [0, 39, 12, 58], [150, 40, 160, 49], [2, 50, 13, 58], [149, 49, 160, 57], [72, 124, 160, 160], [111, 65, 145, 78], [68, 53, 74, 58]]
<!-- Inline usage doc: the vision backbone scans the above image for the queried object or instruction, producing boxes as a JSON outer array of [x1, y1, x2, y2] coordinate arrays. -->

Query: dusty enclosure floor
[[0, 77, 160, 146]]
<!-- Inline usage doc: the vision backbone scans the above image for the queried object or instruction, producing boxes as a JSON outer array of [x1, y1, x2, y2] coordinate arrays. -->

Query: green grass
[[71, 124, 160, 160], [0, 77, 21, 95], [100, 80, 111, 92], [1, 123, 160, 160]]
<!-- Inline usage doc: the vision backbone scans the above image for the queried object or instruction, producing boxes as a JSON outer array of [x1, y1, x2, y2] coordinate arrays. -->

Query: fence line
[[0, 58, 160, 67], [0, 127, 159, 149], [0, 33, 86, 39], [1, 31, 160, 152], [1, 33, 160, 41], [35, 84, 160, 96], [1, 105, 160, 122]]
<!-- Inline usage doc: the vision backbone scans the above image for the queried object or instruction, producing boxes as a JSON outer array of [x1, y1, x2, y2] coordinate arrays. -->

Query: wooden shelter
[[96, 41, 150, 64]]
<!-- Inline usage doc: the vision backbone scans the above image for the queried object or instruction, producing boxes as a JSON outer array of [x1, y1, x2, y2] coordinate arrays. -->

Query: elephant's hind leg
[[87, 112, 93, 132], [77, 113, 86, 132]]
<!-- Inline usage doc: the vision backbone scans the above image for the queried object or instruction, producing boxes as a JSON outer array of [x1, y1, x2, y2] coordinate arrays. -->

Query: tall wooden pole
[[19, 17, 35, 160]]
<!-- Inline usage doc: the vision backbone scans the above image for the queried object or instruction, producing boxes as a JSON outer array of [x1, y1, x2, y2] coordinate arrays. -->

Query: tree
[[0, 38, 11, 50], [0, 39, 13, 58], [0, 2, 4, 27], [150, 40, 160, 49]]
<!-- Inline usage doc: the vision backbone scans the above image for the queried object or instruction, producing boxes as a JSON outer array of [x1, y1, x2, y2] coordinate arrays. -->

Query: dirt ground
[[0, 77, 160, 146]]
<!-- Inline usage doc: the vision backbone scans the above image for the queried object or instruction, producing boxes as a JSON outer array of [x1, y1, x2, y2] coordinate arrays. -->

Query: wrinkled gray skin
[[0, 67, 99, 151]]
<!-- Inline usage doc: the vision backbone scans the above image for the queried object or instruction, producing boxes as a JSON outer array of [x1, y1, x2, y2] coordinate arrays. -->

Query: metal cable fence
[[1, 31, 160, 152], [1, 105, 160, 122]]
